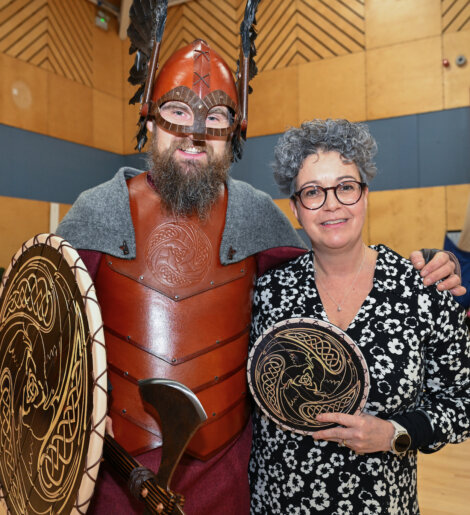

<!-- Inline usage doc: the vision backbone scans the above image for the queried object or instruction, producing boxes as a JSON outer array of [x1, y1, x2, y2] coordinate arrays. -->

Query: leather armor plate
[[94, 173, 256, 459]]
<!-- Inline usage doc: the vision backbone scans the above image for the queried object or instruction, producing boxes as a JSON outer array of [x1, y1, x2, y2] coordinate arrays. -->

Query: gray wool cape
[[56, 167, 306, 264]]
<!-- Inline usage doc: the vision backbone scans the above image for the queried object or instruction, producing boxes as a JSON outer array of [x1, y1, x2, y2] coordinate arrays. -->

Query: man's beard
[[148, 137, 232, 220]]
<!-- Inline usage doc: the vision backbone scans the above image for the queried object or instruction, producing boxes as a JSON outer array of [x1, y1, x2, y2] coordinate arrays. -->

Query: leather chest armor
[[94, 173, 256, 460]]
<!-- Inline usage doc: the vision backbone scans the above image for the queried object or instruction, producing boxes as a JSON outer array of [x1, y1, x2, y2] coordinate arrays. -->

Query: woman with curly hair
[[248, 119, 470, 513]]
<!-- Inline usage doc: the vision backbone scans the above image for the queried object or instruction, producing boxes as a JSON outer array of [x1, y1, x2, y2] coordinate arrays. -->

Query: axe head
[[139, 378, 207, 488]]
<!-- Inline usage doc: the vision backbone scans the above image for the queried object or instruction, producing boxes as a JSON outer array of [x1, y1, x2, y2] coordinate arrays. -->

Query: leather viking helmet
[[150, 39, 240, 142], [127, 0, 260, 158]]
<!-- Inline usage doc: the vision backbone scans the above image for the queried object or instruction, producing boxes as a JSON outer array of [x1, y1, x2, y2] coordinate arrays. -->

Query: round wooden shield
[[247, 317, 369, 435], [0, 234, 107, 514]]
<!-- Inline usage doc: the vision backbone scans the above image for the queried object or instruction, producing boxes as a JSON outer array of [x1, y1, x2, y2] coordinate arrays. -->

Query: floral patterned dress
[[249, 245, 470, 514]]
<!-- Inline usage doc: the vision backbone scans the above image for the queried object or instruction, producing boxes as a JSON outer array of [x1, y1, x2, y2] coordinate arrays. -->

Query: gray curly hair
[[273, 119, 378, 196]]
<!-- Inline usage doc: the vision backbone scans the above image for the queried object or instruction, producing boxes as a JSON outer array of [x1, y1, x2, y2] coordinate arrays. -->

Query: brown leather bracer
[[94, 173, 256, 460]]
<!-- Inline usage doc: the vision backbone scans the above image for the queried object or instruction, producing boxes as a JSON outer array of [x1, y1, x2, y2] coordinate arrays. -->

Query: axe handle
[[103, 434, 185, 514]]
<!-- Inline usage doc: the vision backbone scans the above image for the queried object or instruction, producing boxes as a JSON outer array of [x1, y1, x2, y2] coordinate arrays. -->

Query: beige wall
[[1, 0, 469, 267], [1, 0, 469, 148]]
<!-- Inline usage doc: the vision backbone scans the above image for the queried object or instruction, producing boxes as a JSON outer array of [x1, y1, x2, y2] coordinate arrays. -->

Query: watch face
[[395, 433, 411, 453]]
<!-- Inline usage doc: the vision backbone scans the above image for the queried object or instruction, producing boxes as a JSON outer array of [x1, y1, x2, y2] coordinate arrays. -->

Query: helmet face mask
[[152, 85, 239, 141], [127, 0, 260, 156], [149, 40, 240, 146]]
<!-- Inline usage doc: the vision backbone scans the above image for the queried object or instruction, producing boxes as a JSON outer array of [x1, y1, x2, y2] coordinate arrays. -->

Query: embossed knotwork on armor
[[146, 221, 212, 288]]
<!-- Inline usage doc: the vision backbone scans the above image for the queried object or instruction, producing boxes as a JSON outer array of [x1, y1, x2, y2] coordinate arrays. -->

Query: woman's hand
[[410, 250, 465, 296], [313, 412, 395, 454]]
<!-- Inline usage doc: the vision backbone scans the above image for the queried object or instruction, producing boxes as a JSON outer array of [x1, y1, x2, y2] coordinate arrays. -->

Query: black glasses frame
[[292, 181, 367, 210]]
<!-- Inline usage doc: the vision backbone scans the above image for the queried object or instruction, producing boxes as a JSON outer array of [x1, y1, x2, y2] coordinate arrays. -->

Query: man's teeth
[[183, 147, 202, 154], [322, 219, 346, 225]]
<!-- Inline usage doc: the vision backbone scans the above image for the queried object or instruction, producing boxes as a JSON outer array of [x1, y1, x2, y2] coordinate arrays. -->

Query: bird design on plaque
[[247, 318, 369, 434]]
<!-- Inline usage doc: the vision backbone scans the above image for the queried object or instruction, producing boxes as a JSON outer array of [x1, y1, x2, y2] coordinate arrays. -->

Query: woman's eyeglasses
[[292, 181, 366, 210]]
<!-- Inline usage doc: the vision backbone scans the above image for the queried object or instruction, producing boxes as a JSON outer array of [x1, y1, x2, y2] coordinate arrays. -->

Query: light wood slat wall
[[442, 0, 470, 33], [1, 0, 469, 148], [0, 0, 124, 153]]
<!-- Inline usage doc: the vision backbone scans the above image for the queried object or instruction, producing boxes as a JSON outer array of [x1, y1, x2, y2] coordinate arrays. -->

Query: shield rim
[[0, 233, 107, 514], [247, 317, 370, 436]]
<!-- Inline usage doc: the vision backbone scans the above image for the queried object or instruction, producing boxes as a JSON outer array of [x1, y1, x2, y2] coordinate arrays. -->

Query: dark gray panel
[[0, 124, 125, 204], [230, 133, 283, 198], [418, 107, 470, 187], [1, 107, 469, 206], [367, 115, 420, 191], [123, 152, 147, 170]]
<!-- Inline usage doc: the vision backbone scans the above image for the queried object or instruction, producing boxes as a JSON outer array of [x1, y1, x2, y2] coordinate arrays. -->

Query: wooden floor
[[418, 438, 470, 514]]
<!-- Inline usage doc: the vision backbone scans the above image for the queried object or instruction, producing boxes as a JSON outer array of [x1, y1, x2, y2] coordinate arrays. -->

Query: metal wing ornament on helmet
[[127, 0, 168, 151]]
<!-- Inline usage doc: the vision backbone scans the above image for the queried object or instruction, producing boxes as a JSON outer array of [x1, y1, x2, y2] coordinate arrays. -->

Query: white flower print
[[373, 479, 386, 496], [376, 303, 392, 317], [336, 499, 354, 514], [249, 245, 470, 515], [388, 338, 404, 354], [309, 480, 330, 510], [282, 472, 304, 498]]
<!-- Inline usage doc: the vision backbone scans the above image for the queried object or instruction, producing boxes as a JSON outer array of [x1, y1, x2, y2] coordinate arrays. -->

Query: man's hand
[[410, 250, 466, 297], [313, 412, 395, 454]]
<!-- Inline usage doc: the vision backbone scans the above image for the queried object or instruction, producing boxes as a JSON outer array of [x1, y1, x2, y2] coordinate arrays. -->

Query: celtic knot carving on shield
[[0, 235, 107, 515], [248, 318, 369, 435]]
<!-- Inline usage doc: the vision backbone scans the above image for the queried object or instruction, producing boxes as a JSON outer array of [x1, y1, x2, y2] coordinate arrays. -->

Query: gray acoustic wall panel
[[0, 107, 469, 204]]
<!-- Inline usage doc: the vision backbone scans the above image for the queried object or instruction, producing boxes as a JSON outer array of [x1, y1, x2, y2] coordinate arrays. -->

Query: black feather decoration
[[239, 0, 260, 86], [127, 0, 168, 151]]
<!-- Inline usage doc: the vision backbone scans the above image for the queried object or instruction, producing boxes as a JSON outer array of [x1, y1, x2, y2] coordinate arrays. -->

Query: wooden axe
[[103, 378, 207, 514]]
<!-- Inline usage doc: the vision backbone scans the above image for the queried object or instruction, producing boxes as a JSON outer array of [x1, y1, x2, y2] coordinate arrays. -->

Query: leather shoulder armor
[[94, 173, 256, 460]]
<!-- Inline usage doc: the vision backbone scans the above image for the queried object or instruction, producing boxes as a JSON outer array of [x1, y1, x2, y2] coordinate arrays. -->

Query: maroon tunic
[[79, 246, 305, 514]]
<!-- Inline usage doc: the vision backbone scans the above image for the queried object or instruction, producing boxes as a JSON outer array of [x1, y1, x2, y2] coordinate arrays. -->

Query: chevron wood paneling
[[160, 0, 365, 74], [256, 0, 365, 72], [0, 0, 93, 86], [442, 0, 470, 33], [160, 0, 241, 72]]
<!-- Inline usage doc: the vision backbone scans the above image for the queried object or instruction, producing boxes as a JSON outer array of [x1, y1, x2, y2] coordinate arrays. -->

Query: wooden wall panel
[[274, 198, 301, 229], [92, 16, 122, 98], [59, 202, 71, 223], [367, 186, 446, 258], [256, 0, 365, 72], [442, 0, 470, 33], [159, 0, 240, 73], [0, 52, 49, 133], [0, 196, 49, 268], [92, 90, 123, 154], [443, 30, 470, 109], [247, 66, 300, 137], [365, 0, 441, 49], [297, 51, 366, 123], [47, 72, 93, 146], [366, 37, 443, 120], [0, 0, 93, 86], [446, 183, 470, 230]]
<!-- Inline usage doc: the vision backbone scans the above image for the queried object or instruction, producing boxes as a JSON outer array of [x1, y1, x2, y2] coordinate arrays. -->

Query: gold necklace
[[314, 246, 367, 312]]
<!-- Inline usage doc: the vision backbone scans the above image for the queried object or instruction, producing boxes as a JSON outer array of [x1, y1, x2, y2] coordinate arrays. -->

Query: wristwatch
[[389, 420, 411, 454]]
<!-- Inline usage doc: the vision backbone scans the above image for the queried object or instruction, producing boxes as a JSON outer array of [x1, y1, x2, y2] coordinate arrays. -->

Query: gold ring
[[339, 439, 345, 447]]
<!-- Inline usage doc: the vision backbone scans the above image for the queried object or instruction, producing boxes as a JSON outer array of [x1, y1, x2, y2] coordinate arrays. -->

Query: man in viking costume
[[56, 1, 463, 513]]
